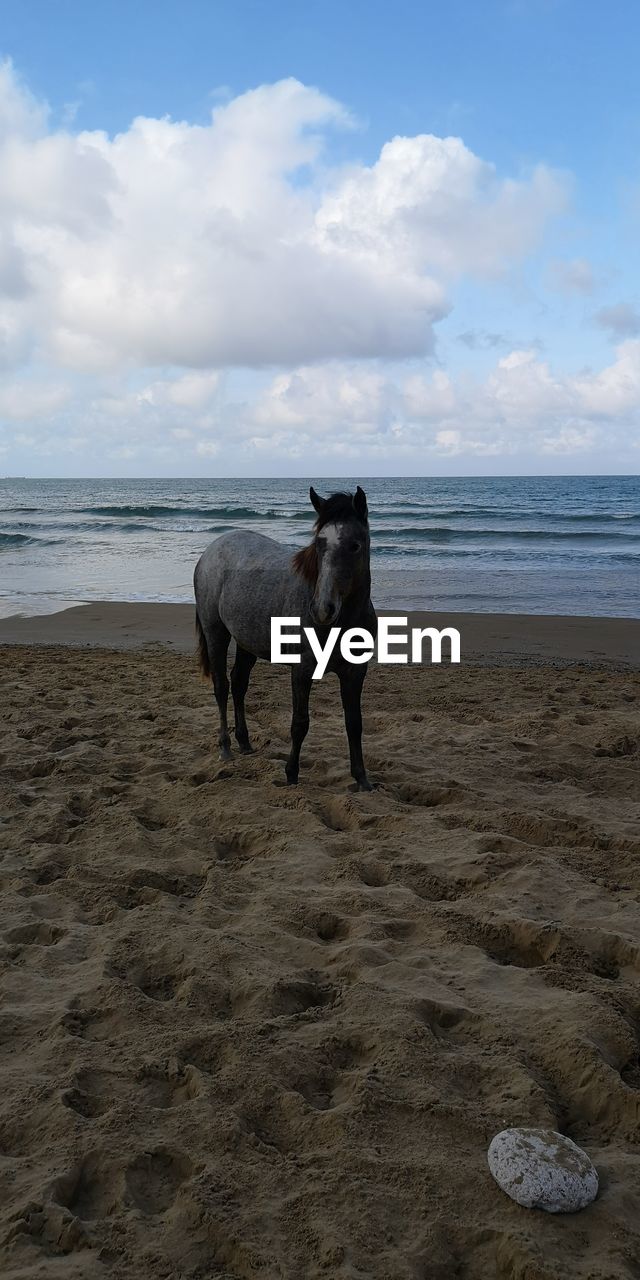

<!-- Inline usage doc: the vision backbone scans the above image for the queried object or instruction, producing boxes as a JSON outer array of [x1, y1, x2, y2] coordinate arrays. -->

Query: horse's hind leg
[[231, 646, 257, 753], [210, 622, 232, 760]]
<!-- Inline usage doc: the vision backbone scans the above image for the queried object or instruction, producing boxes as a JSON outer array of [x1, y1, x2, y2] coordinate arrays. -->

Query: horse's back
[[197, 528, 288, 571], [194, 530, 307, 657]]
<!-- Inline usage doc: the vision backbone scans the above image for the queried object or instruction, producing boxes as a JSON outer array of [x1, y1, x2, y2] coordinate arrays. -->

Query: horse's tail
[[195, 610, 211, 680]]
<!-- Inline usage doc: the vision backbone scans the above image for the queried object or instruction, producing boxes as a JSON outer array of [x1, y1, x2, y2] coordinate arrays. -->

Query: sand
[[1, 614, 640, 1278], [1, 601, 639, 667]]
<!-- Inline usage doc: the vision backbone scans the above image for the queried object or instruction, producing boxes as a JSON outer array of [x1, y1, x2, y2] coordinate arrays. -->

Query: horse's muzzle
[[310, 600, 340, 625]]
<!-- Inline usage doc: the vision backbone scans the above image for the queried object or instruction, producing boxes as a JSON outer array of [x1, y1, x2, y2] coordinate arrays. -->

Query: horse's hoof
[[219, 748, 232, 762], [356, 779, 375, 792], [237, 744, 254, 755], [286, 776, 298, 786]]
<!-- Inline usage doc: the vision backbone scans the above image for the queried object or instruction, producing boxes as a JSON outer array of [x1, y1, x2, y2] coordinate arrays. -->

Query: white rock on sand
[[488, 1128, 599, 1213]]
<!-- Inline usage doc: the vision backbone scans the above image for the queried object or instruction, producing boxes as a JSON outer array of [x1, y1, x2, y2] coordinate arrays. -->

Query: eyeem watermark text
[[271, 616, 461, 680]]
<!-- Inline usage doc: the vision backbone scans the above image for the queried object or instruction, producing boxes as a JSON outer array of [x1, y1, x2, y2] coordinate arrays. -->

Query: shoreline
[[0, 600, 639, 667]]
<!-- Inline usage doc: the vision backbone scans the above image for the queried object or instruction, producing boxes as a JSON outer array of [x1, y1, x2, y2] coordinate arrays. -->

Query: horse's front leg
[[285, 668, 312, 785], [339, 666, 373, 791]]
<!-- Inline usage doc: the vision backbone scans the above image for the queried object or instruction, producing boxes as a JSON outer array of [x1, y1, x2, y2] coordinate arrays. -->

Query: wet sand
[[1, 613, 639, 1278], [0, 600, 639, 666]]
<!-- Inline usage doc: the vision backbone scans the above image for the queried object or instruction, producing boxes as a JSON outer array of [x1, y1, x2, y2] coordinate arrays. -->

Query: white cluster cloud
[[245, 340, 640, 460], [315, 135, 565, 279], [3, 340, 639, 468], [416, 340, 640, 454], [250, 366, 399, 438], [0, 59, 638, 471], [139, 371, 221, 410], [0, 60, 567, 378]]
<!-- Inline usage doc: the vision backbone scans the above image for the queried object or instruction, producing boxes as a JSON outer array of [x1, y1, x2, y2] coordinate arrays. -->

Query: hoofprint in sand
[[0, 643, 639, 1278]]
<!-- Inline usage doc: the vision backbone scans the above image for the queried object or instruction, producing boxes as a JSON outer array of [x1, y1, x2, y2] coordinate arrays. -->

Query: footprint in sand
[[379, 918, 417, 941], [294, 1033, 380, 1110], [214, 827, 278, 863], [61, 1005, 124, 1043], [394, 781, 463, 808], [60, 986, 152, 1042], [125, 867, 207, 900], [315, 912, 351, 942], [392, 862, 464, 903], [316, 797, 363, 833], [122, 964, 180, 1003], [51, 1152, 120, 1222], [105, 945, 187, 1002], [32, 857, 68, 885], [354, 860, 389, 888], [125, 1149, 193, 1215], [451, 915, 561, 969], [279, 907, 351, 943], [415, 997, 473, 1040], [132, 804, 168, 832], [175, 974, 233, 1019], [63, 1062, 201, 1118], [239, 1105, 291, 1157], [179, 1035, 228, 1076], [137, 1061, 202, 1107], [269, 976, 338, 1017], [62, 1069, 121, 1119], [6, 921, 67, 950]]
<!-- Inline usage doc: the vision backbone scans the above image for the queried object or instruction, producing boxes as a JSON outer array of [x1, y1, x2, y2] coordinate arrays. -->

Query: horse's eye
[[351, 541, 361, 553]]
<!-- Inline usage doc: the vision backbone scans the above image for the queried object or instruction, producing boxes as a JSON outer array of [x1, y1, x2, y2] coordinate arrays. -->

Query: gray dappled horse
[[194, 486, 377, 790]]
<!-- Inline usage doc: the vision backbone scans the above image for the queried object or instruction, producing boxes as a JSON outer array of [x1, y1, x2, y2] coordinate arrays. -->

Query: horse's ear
[[353, 485, 368, 522], [309, 486, 325, 515]]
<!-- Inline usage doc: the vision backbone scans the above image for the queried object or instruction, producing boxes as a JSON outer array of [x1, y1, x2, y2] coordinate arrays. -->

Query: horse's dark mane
[[292, 491, 367, 584], [315, 491, 368, 530], [291, 542, 318, 584]]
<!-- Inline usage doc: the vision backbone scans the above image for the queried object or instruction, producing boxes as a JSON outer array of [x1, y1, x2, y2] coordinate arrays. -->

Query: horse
[[193, 485, 377, 790]]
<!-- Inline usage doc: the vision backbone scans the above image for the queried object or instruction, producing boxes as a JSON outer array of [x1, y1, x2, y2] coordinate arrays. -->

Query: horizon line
[[2, 473, 640, 481]]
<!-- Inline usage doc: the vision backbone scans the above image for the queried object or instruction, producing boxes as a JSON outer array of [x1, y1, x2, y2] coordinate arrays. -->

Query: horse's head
[[293, 486, 370, 625]]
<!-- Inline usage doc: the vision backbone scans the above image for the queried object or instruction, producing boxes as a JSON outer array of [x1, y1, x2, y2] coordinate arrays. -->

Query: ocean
[[1, 475, 638, 619]]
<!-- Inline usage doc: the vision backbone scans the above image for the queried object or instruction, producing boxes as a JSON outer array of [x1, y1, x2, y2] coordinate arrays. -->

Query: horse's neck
[[345, 568, 373, 618]]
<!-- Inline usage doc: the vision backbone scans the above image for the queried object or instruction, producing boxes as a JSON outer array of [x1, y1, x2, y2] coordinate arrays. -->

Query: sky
[[0, 0, 639, 477]]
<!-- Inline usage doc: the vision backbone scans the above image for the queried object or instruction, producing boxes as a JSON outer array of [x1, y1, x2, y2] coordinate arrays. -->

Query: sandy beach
[[1, 601, 640, 666], [1, 608, 640, 1278]]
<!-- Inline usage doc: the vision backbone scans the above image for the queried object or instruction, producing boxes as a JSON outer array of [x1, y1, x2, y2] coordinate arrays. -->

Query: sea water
[[1, 475, 638, 618]]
